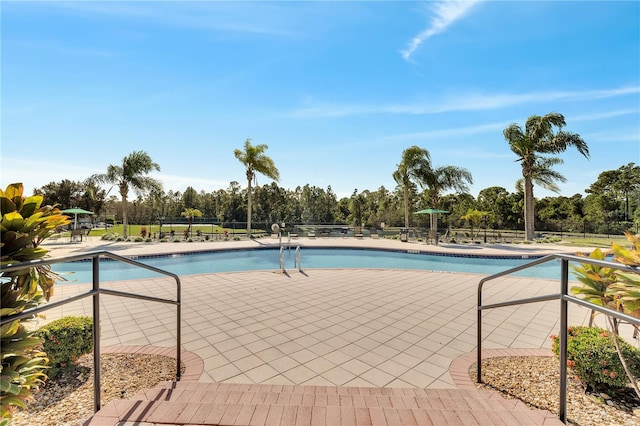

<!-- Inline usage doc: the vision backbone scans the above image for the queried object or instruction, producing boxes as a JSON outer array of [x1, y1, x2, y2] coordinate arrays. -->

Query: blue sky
[[2, 1, 639, 200]]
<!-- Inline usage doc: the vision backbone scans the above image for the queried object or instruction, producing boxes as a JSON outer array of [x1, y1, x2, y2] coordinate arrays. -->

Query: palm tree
[[423, 165, 473, 234], [504, 113, 589, 241], [234, 139, 280, 237], [181, 207, 203, 238], [91, 151, 161, 239], [460, 209, 491, 240], [393, 146, 432, 229]]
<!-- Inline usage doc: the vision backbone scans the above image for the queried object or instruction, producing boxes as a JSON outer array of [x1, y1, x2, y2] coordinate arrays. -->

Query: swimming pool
[[51, 247, 566, 284]]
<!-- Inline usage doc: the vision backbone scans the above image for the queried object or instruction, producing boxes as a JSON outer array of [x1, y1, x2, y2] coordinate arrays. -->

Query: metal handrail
[[477, 253, 640, 424], [279, 246, 285, 272], [1, 250, 182, 414], [294, 246, 301, 271]]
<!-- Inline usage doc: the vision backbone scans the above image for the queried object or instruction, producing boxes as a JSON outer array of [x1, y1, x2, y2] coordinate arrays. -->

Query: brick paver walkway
[[85, 346, 563, 425], [86, 382, 563, 425]]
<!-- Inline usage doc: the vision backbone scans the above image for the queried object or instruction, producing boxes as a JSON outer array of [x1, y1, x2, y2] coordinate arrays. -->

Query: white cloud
[[571, 109, 639, 122], [0, 158, 229, 196], [47, 1, 306, 38], [382, 121, 508, 141], [152, 173, 228, 193], [0, 158, 98, 194], [402, 0, 482, 61], [287, 86, 640, 119], [584, 130, 640, 143]]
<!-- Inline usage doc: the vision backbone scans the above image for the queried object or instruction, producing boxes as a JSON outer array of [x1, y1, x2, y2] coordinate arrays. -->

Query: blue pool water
[[51, 247, 565, 284]]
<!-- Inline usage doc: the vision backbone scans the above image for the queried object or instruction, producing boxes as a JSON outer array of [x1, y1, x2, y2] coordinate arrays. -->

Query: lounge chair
[[70, 229, 84, 242]]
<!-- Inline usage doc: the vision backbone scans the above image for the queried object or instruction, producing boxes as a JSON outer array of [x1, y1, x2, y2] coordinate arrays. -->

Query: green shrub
[[101, 232, 119, 241], [551, 326, 640, 392], [133, 236, 144, 242], [35, 316, 93, 379]]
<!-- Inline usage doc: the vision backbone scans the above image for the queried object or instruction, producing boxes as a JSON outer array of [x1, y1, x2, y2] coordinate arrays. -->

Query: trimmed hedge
[[35, 316, 93, 379]]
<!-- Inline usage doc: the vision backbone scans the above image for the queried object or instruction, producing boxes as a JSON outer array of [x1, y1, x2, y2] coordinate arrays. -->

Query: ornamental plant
[[608, 232, 640, 318], [551, 326, 640, 392], [570, 231, 640, 397], [0, 183, 70, 424], [571, 248, 620, 331], [572, 232, 640, 322], [34, 316, 93, 379]]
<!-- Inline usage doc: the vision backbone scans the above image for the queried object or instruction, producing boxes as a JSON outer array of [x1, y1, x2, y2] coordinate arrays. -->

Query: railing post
[[295, 246, 301, 272], [176, 277, 182, 380], [279, 247, 285, 273], [477, 282, 483, 383], [559, 259, 569, 424], [92, 255, 101, 412]]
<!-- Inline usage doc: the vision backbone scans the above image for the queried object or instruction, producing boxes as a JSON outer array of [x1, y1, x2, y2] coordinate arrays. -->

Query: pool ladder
[[278, 231, 292, 248], [279, 246, 301, 273]]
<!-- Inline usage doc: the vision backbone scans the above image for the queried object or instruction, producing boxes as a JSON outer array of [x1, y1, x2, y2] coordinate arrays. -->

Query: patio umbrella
[[414, 208, 449, 242], [61, 207, 94, 229]]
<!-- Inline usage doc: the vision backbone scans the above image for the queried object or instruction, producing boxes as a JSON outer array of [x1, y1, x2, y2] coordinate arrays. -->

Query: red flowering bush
[[551, 326, 640, 392]]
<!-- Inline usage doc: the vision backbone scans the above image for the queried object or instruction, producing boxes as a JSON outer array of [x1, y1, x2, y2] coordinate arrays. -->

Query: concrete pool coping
[[42, 234, 594, 259]]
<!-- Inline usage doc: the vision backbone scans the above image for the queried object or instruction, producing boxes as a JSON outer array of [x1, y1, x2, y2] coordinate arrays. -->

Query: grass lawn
[[54, 225, 631, 249], [68, 224, 264, 238], [559, 236, 629, 248]]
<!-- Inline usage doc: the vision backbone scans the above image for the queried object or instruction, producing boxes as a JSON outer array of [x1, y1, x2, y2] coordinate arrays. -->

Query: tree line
[[29, 113, 639, 239], [33, 162, 639, 237]]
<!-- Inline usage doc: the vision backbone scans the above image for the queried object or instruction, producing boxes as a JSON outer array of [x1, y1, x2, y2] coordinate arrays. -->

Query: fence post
[[92, 255, 101, 412], [559, 259, 569, 424]]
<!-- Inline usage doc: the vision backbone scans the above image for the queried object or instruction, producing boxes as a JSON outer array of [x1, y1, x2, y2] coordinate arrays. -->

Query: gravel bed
[[12, 353, 181, 426], [472, 356, 640, 426]]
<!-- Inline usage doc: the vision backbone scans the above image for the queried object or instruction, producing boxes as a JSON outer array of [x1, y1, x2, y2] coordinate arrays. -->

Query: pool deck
[[43, 233, 591, 259], [38, 237, 618, 424]]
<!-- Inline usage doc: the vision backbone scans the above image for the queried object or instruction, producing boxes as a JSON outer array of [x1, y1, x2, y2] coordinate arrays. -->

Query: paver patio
[[47, 267, 596, 389], [33, 237, 627, 424]]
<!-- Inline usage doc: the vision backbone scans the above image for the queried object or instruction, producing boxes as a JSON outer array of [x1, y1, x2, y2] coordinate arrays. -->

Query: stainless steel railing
[[279, 246, 285, 272], [0, 251, 182, 413], [294, 246, 301, 271], [477, 254, 640, 424]]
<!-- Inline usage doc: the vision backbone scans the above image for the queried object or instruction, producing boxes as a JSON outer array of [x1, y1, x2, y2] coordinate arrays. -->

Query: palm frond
[[530, 156, 566, 192]]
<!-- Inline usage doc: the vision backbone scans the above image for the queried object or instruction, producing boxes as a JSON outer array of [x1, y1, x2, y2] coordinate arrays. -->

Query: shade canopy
[[61, 208, 94, 229], [414, 208, 449, 215], [61, 208, 94, 215], [414, 208, 449, 246]]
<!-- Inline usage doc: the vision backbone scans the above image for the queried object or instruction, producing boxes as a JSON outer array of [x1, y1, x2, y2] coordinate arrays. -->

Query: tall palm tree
[[91, 151, 161, 239], [234, 139, 280, 237], [504, 113, 589, 240], [393, 146, 432, 229]]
